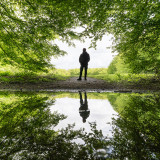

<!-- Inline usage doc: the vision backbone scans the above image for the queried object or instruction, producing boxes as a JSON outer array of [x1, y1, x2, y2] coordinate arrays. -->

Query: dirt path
[[0, 77, 159, 92], [59, 77, 111, 89], [0, 77, 115, 91]]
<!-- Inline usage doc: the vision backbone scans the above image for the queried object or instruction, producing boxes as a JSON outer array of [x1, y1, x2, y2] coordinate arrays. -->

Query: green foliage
[[0, 64, 158, 86], [109, 0, 160, 73], [109, 93, 160, 159], [54, 91, 109, 100], [0, 91, 109, 159], [107, 55, 131, 74], [94, 73, 156, 83], [69, 68, 108, 77], [1, 91, 160, 159], [1, 0, 160, 73], [79, 0, 160, 73], [0, 65, 70, 83], [0, 0, 91, 71]]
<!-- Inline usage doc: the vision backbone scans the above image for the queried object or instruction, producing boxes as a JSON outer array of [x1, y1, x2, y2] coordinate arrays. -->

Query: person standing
[[77, 48, 90, 80]]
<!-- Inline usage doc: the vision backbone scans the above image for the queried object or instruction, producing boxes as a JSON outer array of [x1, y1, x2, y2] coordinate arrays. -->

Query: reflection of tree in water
[[0, 92, 108, 160], [109, 93, 160, 160], [79, 91, 90, 123], [1, 92, 160, 159]]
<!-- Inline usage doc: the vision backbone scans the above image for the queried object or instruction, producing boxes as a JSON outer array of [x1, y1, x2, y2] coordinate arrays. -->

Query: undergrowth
[[0, 65, 158, 84]]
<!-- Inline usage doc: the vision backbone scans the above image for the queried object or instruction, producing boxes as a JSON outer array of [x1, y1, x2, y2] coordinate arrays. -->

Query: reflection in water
[[79, 91, 90, 123], [0, 91, 160, 159], [51, 93, 116, 136], [0, 92, 109, 159], [108, 93, 160, 160]]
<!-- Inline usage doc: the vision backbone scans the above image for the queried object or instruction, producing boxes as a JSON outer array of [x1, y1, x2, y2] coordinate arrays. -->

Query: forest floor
[[0, 77, 160, 92]]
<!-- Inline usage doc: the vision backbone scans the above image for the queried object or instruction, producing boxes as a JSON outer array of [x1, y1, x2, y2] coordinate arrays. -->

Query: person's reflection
[[79, 91, 90, 123]]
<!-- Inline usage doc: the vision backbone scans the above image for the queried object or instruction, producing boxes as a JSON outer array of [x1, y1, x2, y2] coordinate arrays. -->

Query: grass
[[0, 65, 158, 86], [0, 65, 70, 83], [69, 68, 158, 85], [90, 73, 157, 83]]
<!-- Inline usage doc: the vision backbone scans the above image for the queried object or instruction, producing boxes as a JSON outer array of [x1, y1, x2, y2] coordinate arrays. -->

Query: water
[[50, 94, 117, 138], [0, 91, 160, 160]]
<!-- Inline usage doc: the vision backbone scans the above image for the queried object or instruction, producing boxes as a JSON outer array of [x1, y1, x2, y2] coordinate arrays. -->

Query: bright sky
[[51, 32, 117, 70]]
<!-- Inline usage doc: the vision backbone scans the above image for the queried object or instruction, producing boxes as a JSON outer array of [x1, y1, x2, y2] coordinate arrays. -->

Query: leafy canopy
[[0, 0, 91, 70], [0, 0, 160, 72]]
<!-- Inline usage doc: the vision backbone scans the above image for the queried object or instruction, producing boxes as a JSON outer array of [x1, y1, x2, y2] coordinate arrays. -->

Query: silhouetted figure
[[79, 91, 90, 123], [77, 48, 90, 80]]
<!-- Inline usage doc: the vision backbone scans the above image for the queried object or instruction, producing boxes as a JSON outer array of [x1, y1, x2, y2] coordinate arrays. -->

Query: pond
[[50, 92, 118, 138], [0, 91, 160, 160]]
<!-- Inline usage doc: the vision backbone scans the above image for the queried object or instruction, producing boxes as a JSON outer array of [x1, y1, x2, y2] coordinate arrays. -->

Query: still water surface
[[50, 93, 117, 137], [0, 91, 160, 159]]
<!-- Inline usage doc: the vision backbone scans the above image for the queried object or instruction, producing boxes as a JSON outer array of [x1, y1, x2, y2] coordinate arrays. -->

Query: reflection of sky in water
[[50, 97, 118, 137]]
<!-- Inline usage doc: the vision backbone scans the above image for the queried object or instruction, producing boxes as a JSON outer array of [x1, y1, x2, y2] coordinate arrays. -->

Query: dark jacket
[[79, 52, 90, 66]]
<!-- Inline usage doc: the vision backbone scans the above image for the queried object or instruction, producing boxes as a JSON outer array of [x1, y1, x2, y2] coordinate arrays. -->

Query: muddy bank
[[0, 77, 159, 93]]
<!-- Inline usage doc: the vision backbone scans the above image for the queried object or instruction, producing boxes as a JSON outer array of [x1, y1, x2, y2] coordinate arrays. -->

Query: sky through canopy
[[51, 33, 117, 69]]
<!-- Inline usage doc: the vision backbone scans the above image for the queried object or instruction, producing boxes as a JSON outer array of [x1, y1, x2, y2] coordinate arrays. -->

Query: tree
[[80, 0, 160, 73], [107, 55, 131, 74], [1, 0, 160, 72], [112, 0, 160, 73], [0, 0, 91, 70]]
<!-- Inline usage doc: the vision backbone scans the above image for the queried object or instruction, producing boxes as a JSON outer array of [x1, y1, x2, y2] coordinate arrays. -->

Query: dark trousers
[[79, 65, 88, 79], [79, 91, 88, 108]]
